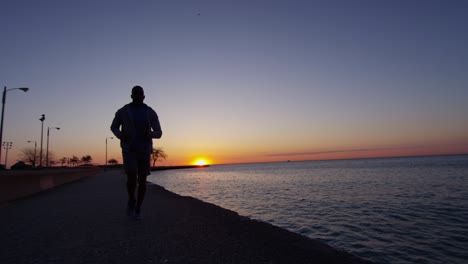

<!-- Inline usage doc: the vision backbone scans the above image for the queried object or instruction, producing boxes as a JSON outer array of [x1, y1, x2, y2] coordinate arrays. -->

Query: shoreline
[[151, 165, 210, 170], [1, 170, 373, 263], [145, 181, 373, 263]]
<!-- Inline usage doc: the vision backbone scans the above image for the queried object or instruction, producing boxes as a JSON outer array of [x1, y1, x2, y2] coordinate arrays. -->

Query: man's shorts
[[122, 151, 151, 176]]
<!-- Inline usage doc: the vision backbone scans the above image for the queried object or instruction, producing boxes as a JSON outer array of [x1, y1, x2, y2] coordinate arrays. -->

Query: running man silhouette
[[111, 86, 162, 220]]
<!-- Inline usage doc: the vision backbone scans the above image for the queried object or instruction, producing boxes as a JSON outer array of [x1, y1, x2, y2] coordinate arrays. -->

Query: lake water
[[148, 155, 468, 264]]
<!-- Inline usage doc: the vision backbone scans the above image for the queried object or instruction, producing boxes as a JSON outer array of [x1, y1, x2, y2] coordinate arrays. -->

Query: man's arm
[[110, 110, 123, 139], [148, 108, 162, 139]]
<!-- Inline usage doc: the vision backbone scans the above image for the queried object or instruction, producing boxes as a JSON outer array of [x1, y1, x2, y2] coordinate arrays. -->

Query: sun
[[195, 159, 207, 166], [193, 158, 210, 166]]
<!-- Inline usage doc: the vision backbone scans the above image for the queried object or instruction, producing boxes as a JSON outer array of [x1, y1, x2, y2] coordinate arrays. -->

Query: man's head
[[131, 86, 145, 105]]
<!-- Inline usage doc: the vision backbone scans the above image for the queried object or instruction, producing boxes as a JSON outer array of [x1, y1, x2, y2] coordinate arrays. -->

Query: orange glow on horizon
[[192, 158, 211, 166]]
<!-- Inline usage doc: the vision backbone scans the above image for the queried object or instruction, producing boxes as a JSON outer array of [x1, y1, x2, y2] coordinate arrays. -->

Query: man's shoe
[[127, 200, 136, 217], [134, 208, 142, 220]]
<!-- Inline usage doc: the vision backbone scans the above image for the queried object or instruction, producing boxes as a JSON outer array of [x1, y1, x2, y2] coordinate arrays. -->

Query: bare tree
[[45, 152, 56, 167], [18, 148, 55, 167], [151, 147, 167, 167], [18, 147, 38, 167]]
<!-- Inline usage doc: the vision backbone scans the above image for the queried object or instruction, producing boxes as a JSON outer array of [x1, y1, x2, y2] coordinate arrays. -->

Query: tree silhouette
[[151, 147, 167, 167], [108, 158, 118, 165], [49, 160, 57, 167], [81, 155, 92, 165], [70, 156, 80, 167], [59, 157, 67, 167], [18, 147, 37, 167], [18, 147, 55, 167]]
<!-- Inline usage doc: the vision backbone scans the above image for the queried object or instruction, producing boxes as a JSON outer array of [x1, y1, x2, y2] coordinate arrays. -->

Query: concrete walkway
[[0, 170, 372, 263]]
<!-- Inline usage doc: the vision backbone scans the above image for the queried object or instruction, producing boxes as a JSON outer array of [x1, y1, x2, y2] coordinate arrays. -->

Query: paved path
[[1, 170, 372, 263]]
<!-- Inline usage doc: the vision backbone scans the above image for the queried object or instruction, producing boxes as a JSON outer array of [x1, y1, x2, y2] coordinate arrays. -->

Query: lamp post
[[0, 86, 29, 168], [27, 140, 37, 167], [105, 137, 113, 169], [46, 126, 60, 167], [39, 114, 45, 167], [2, 141, 12, 169]]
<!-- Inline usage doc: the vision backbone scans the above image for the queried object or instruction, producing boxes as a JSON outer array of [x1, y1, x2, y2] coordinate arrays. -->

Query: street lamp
[[46, 127, 60, 167], [105, 137, 113, 169], [2, 141, 12, 169], [0, 86, 29, 168], [39, 114, 45, 167], [27, 140, 37, 167]]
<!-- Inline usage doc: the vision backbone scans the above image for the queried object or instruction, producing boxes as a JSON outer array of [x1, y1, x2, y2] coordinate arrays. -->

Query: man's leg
[[134, 152, 151, 219], [123, 152, 137, 216], [127, 173, 137, 205], [136, 174, 147, 211]]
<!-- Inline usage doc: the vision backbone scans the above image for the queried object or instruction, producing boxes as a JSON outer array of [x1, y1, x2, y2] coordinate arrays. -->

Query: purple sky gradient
[[1, 0, 467, 166]]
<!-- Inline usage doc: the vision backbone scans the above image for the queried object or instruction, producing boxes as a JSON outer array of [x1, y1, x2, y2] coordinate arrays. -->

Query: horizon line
[[265, 144, 468, 157], [211, 153, 468, 166]]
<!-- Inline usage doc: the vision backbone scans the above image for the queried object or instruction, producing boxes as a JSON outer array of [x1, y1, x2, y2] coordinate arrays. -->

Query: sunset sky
[[1, 0, 467, 167]]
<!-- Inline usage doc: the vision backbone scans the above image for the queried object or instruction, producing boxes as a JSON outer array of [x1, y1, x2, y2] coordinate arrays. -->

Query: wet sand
[[0, 170, 373, 263]]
